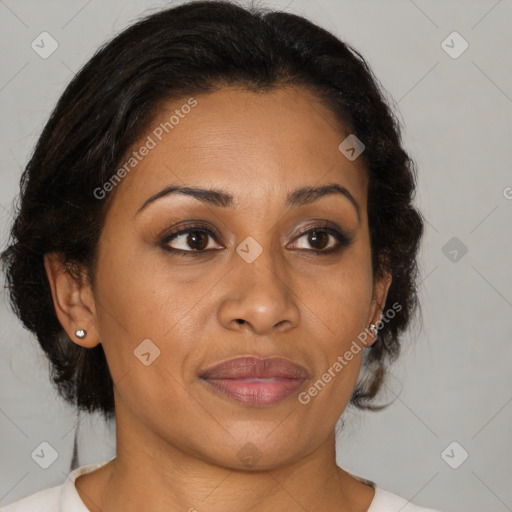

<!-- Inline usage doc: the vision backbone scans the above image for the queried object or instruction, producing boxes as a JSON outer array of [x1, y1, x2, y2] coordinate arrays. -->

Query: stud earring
[[75, 329, 87, 339], [369, 323, 378, 336]]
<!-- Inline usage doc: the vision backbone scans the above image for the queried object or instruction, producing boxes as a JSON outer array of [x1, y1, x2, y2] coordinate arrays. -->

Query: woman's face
[[88, 85, 389, 469]]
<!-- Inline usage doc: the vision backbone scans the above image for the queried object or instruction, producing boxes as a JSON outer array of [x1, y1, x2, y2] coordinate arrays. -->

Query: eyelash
[[159, 223, 352, 257]]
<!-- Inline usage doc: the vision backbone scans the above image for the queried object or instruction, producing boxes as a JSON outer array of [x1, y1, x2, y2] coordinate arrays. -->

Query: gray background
[[1, 0, 511, 510]]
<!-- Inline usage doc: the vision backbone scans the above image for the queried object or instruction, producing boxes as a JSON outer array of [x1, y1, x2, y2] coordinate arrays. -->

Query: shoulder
[[2, 484, 62, 511], [369, 486, 443, 512], [2, 457, 114, 512]]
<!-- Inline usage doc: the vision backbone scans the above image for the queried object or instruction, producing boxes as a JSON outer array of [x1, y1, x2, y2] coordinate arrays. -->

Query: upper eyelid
[[164, 224, 343, 239], [162, 224, 348, 248]]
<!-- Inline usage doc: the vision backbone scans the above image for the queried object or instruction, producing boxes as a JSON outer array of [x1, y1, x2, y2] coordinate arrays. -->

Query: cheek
[[296, 268, 371, 422], [92, 231, 186, 334], [301, 248, 373, 393], [311, 287, 369, 392], [91, 241, 212, 398], [309, 251, 374, 340]]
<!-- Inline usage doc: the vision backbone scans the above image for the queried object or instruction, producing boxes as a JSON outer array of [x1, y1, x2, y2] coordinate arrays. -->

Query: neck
[[76, 402, 374, 512]]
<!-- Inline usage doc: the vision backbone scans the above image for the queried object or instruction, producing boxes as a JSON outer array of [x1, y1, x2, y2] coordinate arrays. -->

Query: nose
[[217, 246, 300, 336]]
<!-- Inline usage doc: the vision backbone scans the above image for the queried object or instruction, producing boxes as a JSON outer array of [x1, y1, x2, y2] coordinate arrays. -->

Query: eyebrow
[[135, 183, 360, 221]]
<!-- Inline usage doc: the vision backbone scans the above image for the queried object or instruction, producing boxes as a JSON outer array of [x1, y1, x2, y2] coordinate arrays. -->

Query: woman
[[1, 1, 441, 510]]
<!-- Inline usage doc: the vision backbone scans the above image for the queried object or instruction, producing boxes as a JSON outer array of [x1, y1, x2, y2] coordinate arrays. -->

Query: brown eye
[[161, 226, 222, 255], [290, 226, 353, 255], [307, 230, 331, 250], [183, 231, 209, 250]]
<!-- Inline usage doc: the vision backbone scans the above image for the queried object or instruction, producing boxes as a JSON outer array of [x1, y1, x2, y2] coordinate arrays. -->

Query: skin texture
[[44, 85, 391, 512]]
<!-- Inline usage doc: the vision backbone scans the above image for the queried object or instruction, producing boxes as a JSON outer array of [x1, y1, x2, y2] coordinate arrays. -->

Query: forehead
[[107, 86, 368, 216]]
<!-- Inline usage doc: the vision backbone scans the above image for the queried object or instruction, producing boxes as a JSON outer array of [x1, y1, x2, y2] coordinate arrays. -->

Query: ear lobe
[[43, 253, 101, 348]]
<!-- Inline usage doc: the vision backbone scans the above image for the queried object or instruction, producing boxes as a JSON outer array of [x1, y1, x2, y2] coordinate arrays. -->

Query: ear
[[43, 252, 101, 348], [367, 270, 392, 346]]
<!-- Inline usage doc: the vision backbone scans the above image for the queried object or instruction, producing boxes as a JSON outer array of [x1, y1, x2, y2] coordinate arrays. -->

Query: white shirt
[[2, 458, 442, 512]]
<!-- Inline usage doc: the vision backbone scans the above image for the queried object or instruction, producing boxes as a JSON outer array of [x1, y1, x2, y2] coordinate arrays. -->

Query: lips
[[200, 356, 309, 380], [199, 356, 309, 407]]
